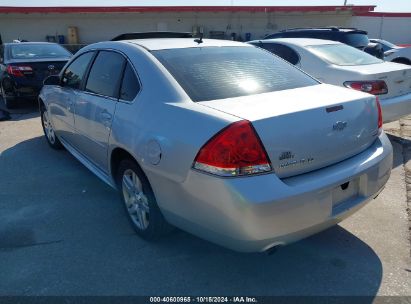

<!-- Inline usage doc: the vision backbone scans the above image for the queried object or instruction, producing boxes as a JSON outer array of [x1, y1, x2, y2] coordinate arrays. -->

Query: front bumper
[[154, 133, 393, 252], [380, 92, 411, 122]]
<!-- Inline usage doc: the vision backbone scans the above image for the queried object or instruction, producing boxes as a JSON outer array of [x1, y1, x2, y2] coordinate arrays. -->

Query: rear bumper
[[14, 86, 40, 98], [380, 92, 411, 122], [154, 133, 393, 252], [3, 76, 42, 98]]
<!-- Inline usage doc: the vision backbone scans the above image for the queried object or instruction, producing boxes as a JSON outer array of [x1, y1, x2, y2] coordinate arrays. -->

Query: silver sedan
[[39, 38, 393, 252]]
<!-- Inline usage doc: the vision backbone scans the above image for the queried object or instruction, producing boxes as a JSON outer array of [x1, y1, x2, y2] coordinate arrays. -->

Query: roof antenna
[[194, 32, 203, 44]]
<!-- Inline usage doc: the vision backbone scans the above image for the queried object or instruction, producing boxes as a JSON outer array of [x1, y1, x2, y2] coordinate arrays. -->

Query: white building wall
[[351, 16, 411, 44], [0, 11, 353, 44]]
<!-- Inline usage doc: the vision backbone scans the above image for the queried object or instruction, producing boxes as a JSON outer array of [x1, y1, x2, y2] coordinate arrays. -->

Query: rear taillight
[[7, 65, 33, 77], [376, 96, 383, 129], [193, 120, 272, 177], [344, 80, 388, 95]]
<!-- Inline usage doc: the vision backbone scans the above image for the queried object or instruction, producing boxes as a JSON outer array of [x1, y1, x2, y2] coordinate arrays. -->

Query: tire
[[40, 106, 63, 149], [116, 158, 173, 240], [392, 58, 411, 65]]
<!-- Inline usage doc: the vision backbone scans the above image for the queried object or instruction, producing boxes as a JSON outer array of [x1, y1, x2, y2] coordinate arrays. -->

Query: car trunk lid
[[199, 84, 380, 178], [337, 62, 411, 99], [8, 59, 68, 82]]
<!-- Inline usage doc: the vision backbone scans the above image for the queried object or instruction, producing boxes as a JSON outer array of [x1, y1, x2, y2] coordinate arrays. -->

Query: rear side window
[[152, 46, 318, 102], [62, 51, 95, 90], [120, 63, 140, 101], [259, 43, 300, 65], [85, 51, 125, 98]]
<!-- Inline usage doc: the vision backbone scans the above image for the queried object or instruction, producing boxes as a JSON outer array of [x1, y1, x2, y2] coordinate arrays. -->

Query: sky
[[0, 0, 410, 13]]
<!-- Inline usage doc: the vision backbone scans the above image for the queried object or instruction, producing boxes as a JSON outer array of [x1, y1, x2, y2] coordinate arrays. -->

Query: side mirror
[[43, 75, 60, 86]]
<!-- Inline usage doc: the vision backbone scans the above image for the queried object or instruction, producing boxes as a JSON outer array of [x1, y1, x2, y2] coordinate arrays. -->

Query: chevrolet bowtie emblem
[[333, 121, 347, 131]]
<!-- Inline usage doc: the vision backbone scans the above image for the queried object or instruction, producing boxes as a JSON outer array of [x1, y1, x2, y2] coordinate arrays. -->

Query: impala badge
[[333, 121, 347, 131], [279, 151, 294, 160], [48, 65, 55, 70], [279, 157, 314, 169]]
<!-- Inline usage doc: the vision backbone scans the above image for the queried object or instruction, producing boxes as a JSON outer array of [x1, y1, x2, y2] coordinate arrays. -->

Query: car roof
[[4, 42, 61, 46], [279, 27, 366, 34], [251, 38, 342, 47], [124, 38, 250, 51]]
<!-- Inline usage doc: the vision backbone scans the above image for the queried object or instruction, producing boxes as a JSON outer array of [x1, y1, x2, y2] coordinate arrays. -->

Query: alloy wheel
[[42, 111, 56, 144], [122, 169, 150, 230]]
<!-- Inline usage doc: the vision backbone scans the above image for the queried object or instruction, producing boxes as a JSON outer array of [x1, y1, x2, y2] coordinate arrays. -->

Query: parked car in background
[[39, 37, 392, 252], [249, 38, 411, 122], [0, 42, 72, 108], [370, 38, 411, 65], [264, 27, 384, 59]]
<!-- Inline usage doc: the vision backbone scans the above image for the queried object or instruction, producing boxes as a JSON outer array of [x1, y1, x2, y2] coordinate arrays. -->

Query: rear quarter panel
[[106, 43, 238, 186]]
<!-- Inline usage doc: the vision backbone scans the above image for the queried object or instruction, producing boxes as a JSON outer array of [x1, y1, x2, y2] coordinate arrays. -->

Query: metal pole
[[344, 0, 347, 5]]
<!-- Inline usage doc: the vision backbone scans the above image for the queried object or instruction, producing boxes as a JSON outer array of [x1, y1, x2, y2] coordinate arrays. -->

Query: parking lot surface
[[0, 101, 410, 297]]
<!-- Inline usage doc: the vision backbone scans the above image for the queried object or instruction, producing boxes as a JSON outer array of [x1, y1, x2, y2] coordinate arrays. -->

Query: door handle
[[100, 110, 112, 121], [100, 110, 113, 129]]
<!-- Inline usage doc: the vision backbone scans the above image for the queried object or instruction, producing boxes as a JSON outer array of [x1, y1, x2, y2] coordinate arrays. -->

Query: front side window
[[85, 51, 125, 98], [120, 63, 140, 101], [307, 44, 383, 66], [62, 51, 95, 90], [10, 43, 71, 59], [152, 46, 318, 102]]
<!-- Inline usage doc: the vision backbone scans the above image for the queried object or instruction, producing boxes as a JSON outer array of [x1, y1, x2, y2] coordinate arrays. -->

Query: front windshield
[[10, 44, 72, 59], [307, 44, 383, 66]]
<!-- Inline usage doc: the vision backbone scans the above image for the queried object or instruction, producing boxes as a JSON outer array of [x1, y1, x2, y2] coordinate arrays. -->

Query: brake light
[[7, 65, 33, 77], [376, 96, 383, 129], [193, 120, 272, 177], [344, 80, 388, 95]]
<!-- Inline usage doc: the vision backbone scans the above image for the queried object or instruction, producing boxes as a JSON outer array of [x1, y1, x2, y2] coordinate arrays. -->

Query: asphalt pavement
[[0, 100, 410, 297]]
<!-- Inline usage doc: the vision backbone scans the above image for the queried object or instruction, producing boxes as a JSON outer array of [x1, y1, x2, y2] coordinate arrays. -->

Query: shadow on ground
[[0, 136, 386, 297], [387, 133, 411, 147]]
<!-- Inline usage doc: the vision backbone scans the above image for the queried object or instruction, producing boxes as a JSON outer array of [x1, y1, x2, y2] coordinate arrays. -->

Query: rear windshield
[[307, 44, 383, 66], [152, 46, 318, 102], [342, 33, 369, 48], [379, 40, 397, 49], [9, 44, 72, 59]]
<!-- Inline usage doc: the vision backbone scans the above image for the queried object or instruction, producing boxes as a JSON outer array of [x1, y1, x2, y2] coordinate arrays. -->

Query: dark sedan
[[0, 42, 72, 108]]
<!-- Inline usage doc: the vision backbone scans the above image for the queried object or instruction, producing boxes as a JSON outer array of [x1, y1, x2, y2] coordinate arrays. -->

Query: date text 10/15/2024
[[150, 297, 257, 303]]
